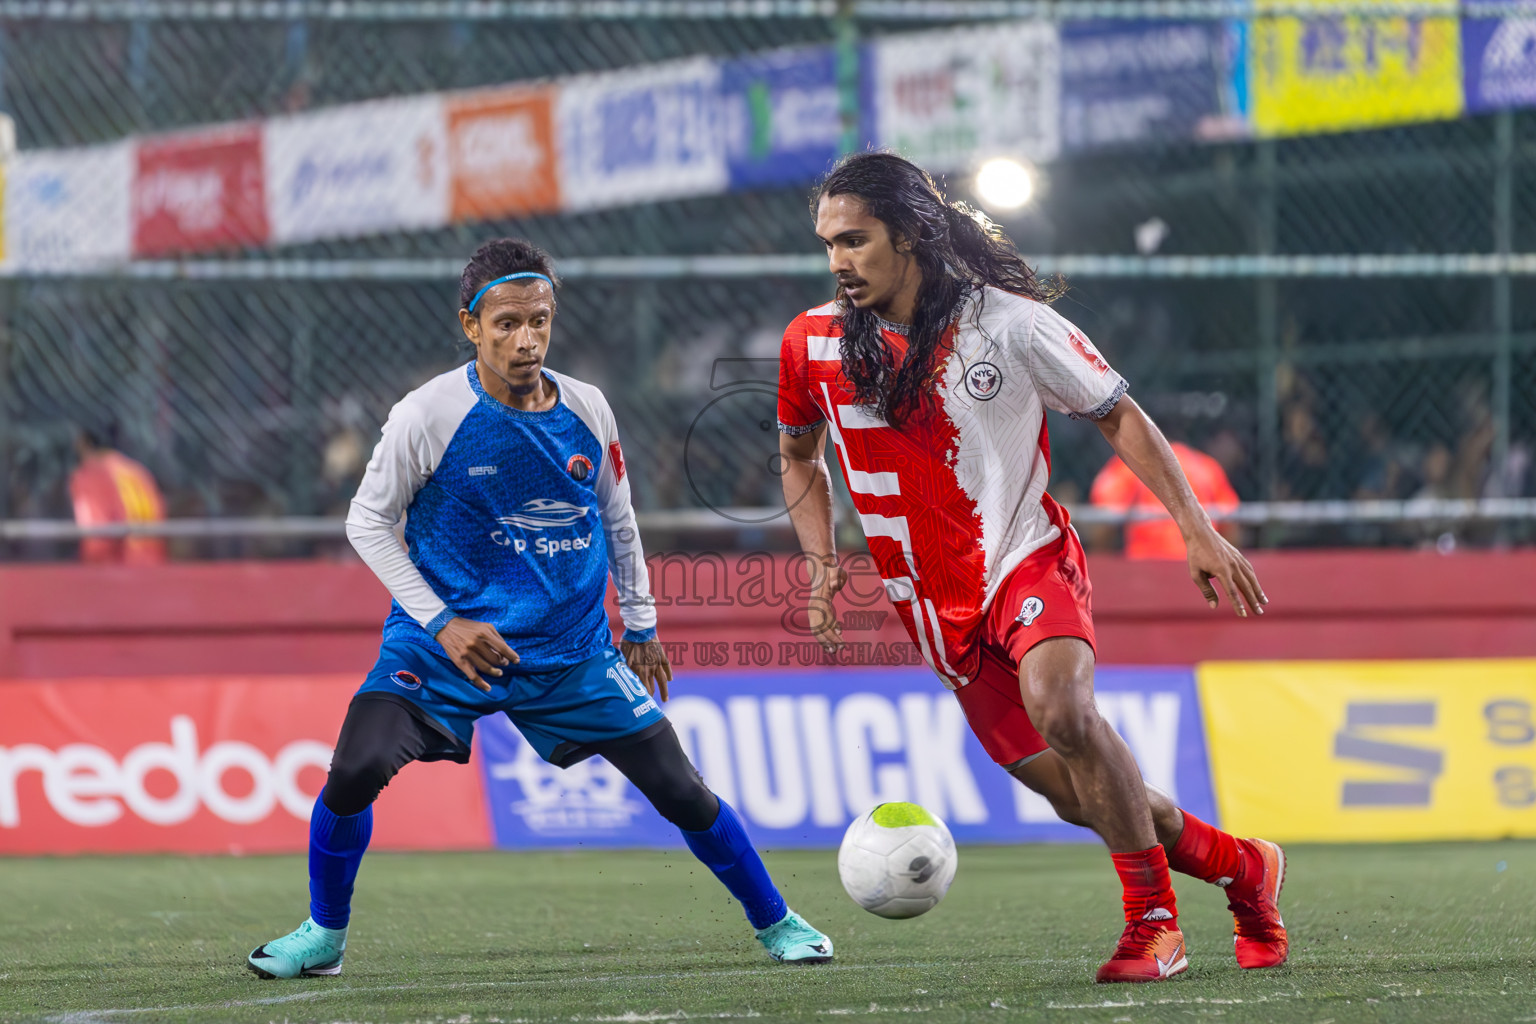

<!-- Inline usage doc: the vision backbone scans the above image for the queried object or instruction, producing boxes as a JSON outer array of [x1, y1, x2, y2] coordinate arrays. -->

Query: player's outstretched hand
[[807, 554, 848, 654], [622, 639, 673, 702], [1186, 527, 1268, 619], [435, 617, 518, 692]]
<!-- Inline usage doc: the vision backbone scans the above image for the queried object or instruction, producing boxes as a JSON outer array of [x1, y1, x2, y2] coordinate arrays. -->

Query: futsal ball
[[837, 801, 957, 919]]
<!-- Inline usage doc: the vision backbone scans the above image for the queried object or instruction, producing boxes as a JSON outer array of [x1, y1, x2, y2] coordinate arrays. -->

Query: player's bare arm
[[622, 638, 673, 701], [779, 424, 847, 653], [1093, 396, 1267, 618], [434, 617, 518, 692]]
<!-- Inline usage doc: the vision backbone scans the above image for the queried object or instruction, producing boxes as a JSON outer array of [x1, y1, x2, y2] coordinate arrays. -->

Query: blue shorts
[[355, 641, 665, 767]]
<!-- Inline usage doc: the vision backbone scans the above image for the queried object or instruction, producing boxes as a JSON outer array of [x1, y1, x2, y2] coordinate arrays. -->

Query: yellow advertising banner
[[1249, 1, 1464, 136], [1200, 659, 1536, 842]]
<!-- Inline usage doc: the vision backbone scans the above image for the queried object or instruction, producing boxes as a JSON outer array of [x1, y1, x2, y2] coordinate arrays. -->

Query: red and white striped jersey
[[778, 285, 1128, 689]]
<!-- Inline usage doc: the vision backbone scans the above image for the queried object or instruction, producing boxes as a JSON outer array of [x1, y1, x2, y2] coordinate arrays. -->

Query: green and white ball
[[836, 801, 957, 919]]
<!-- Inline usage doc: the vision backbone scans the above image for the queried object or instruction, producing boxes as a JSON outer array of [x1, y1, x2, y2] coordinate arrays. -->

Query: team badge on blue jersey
[[567, 454, 593, 481], [390, 669, 423, 690]]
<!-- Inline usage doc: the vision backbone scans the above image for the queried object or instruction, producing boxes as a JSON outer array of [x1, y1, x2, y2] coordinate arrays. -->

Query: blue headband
[[467, 272, 555, 312]]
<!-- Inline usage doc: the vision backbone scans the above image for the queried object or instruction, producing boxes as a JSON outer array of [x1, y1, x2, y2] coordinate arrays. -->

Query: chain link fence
[[2, 4, 1534, 557]]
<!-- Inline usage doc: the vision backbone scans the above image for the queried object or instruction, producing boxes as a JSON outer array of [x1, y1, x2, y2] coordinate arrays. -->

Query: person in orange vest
[[1090, 442, 1240, 560], [68, 426, 168, 565]]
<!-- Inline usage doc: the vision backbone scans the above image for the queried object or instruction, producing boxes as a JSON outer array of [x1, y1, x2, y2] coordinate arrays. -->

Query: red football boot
[[1095, 918, 1189, 983], [1227, 838, 1288, 969]]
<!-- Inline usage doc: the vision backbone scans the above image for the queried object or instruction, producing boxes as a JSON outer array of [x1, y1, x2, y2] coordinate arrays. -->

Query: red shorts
[[952, 527, 1097, 769]]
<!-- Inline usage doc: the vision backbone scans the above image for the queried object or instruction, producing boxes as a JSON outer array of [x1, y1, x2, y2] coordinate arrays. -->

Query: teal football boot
[[755, 908, 833, 963], [246, 918, 347, 978]]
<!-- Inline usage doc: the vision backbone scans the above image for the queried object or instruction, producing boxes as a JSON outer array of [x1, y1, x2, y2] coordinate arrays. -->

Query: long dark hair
[[811, 152, 1061, 427]]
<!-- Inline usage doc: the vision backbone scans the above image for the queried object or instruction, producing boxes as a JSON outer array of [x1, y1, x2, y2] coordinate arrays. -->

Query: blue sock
[[308, 792, 372, 930], [681, 798, 787, 930]]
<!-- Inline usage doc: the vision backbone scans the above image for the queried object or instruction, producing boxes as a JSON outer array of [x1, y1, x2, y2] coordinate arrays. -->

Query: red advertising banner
[[447, 84, 561, 221], [0, 676, 491, 854], [133, 123, 269, 256]]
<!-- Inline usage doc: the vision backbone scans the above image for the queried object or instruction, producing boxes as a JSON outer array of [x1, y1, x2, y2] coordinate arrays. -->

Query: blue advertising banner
[[721, 46, 849, 190], [1060, 20, 1244, 152], [556, 57, 727, 212], [1463, 5, 1536, 113], [475, 666, 1216, 849]]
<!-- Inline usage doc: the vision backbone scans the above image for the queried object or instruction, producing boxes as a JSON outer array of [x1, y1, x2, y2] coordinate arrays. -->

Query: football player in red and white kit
[[778, 153, 1287, 984]]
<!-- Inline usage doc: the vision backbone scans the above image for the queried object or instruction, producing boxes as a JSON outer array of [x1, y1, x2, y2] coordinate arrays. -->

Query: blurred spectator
[[1484, 442, 1532, 499], [1089, 443, 1240, 560], [320, 426, 369, 515], [1279, 401, 1331, 499], [315, 394, 379, 516], [1411, 442, 1460, 551], [1414, 443, 1456, 501], [1352, 413, 1411, 501], [68, 426, 167, 565], [1452, 382, 1496, 500], [1204, 427, 1248, 485]]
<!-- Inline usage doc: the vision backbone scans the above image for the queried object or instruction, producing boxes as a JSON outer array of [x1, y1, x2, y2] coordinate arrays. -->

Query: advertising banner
[[1200, 659, 1536, 842], [0, 676, 490, 854], [1060, 20, 1245, 152], [871, 21, 1061, 172], [477, 666, 1216, 849], [133, 122, 268, 257], [1248, 2, 1464, 136], [447, 84, 562, 222], [721, 46, 848, 190], [3, 143, 132, 270], [1462, 3, 1536, 112], [263, 94, 450, 244], [557, 58, 726, 212]]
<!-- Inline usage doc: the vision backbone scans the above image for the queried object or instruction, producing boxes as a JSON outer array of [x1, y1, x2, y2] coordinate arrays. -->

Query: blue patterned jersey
[[346, 362, 656, 670]]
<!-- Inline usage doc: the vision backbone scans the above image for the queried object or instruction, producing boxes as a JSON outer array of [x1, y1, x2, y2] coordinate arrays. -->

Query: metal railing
[[15, 252, 1536, 282], [8, 498, 1536, 541]]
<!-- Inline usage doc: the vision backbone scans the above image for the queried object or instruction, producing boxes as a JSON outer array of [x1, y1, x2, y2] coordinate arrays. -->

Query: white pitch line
[[45, 984, 1516, 1024], [45, 991, 322, 1023], [811, 1007, 932, 1017], [42, 960, 985, 1022], [505, 1002, 938, 1023], [57, 961, 1505, 1023], [1044, 988, 1456, 1011], [570, 1013, 764, 1022], [316, 958, 969, 997]]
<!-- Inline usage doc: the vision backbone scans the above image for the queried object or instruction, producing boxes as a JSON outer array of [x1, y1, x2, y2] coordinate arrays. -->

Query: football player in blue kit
[[247, 238, 832, 978]]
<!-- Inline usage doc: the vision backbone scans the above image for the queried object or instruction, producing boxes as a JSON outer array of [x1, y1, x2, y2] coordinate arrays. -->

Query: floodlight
[[974, 157, 1034, 211]]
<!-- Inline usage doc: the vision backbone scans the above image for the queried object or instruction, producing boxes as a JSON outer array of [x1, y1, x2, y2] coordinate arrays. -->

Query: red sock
[[1110, 845, 1179, 925], [1167, 811, 1244, 888]]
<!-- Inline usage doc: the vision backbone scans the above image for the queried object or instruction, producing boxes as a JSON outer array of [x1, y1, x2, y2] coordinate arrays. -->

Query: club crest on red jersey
[[964, 361, 1003, 401], [1068, 331, 1111, 377], [1016, 596, 1045, 626]]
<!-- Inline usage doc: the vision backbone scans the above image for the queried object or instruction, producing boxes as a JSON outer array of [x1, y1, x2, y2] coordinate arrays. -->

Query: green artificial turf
[[1, 841, 1533, 1023]]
